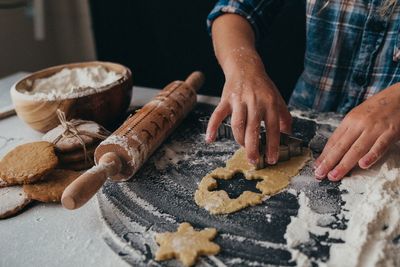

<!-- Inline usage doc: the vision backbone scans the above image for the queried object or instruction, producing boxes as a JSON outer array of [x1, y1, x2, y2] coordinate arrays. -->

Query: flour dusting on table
[[23, 66, 122, 100], [285, 144, 400, 267], [97, 105, 400, 266]]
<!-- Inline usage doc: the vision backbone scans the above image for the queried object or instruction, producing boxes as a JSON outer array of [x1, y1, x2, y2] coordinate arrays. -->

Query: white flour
[[154, 141, 190, 170], [285, 144, 400, 267], [153, 139, 233, 172], [290, 110, 342, 128], [23, 66, 122, 100], [99, 135, 138, 169]]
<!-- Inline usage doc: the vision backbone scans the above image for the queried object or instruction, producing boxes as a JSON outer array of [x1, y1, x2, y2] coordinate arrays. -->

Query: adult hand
[[314, 84, 400, 181], [205, 53, 292, 165]]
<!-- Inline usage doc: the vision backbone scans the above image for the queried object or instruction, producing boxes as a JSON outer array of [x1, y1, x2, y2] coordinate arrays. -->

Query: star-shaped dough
[[155, 222, 220, 266], [195, 148, 311, 214]]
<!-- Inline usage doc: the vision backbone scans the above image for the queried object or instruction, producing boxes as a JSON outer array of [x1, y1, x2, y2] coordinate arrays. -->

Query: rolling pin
[[62, 71, 205, 210]]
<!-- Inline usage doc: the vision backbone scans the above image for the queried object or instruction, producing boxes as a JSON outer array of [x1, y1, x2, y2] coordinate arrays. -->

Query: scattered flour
[[119, 185, 177, 224], [290, 110, 341, 128], [23, 66, 122, 100], [220, 233, 286, 250], [99, 135, 138, 170], [87, 162, 115, 177], [285, 144, 400, 267], [154, 141, 190, 171], [98, 109, 400, 265]]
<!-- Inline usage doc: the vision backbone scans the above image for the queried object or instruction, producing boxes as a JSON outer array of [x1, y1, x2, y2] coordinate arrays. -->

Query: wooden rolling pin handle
[[61, 152, 122, 210], [185, 71, 205, 92]]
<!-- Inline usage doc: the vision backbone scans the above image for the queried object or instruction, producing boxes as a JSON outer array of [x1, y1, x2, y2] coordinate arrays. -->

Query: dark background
[[89, 0, 305, 102]]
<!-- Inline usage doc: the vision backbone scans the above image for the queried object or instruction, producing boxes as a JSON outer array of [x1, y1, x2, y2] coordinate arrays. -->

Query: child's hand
[[205, 52, 292, 165], [314, 84, 400, 181]]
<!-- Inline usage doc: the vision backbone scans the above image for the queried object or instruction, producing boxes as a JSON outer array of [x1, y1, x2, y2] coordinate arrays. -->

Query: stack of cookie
[[0, 141, 80, 219], [42, 119, 111, 171], [0, 112, 111, 219]]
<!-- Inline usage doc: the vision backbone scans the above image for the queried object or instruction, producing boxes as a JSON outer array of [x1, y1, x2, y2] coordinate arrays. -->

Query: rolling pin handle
[[185, 71, 205, 92], [61, 152, 122, 210]]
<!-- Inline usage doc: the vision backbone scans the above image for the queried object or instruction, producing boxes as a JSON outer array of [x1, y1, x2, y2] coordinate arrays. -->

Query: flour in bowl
[[23, 66, 122, 100]]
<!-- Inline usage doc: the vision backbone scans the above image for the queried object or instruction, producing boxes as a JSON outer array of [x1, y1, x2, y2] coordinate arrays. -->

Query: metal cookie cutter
[[199, 116, 304, 169]]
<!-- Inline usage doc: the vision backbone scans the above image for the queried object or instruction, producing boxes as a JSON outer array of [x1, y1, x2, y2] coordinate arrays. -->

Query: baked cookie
[[0, 141, 58, 185], [60, 160, 94, 171], [57, 144, 97, 163], [155, 222, 220, 266], [0, 178, 19, 188], [23, 169, 81, 203], [0, 186, 32, 219], [0, 177, 11, 188], [43, 121, 108, 152]]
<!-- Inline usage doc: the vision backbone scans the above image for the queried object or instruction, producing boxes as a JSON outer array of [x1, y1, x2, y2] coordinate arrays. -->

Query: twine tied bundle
[[52, 109, 111, 163]]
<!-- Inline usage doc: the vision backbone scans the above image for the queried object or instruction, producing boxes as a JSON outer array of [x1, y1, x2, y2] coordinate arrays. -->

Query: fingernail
[[249, 158, 257, 165], [205, 133, 213, 143], [359, 159, 369, 169], [360, 156, 374, 168], [268, 157, 277, 165], [314, 165, 326, 178], [328, 169, 339, 181]]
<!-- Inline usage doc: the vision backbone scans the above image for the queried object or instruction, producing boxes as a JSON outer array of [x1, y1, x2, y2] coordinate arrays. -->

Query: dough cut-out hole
[[213, 172, 262, 199]]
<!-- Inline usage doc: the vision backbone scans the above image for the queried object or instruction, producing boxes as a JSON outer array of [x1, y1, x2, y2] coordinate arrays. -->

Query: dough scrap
[[0, 186, 32, 219], [155, 222, 220, 266], [195, 148, 311, 214], [23, 169, 81, 202], [0, 141, 58, 185]]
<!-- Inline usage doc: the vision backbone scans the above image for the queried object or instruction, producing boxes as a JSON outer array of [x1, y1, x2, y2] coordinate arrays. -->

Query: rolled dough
[[155, 222, 220, 266], [195, 148, 311, 214]]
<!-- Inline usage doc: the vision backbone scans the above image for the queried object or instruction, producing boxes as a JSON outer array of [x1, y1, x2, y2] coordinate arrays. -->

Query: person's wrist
[[220, 47, 264, 77], [223, 56, 265, 80]]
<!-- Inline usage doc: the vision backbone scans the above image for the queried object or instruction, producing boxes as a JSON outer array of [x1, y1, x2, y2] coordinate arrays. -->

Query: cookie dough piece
[[0, 142, 58, 185], [0, 186, 32, 219], [155, 222, 220, 267], [57, 144, 97, 163], [195, 176, 263, 214], [23, 169, 81, 203], [43, 121, 106, 152], [195, 148, 311, 214]]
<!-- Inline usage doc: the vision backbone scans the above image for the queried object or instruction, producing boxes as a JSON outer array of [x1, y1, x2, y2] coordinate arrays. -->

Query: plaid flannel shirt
[[208, 0, 400, 114]]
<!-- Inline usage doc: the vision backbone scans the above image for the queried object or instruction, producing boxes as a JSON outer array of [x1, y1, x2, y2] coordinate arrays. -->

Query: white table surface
[[0, 85, 220, 267]]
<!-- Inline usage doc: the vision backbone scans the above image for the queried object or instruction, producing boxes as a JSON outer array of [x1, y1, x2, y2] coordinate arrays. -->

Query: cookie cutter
[[199, 116, 304, 169]]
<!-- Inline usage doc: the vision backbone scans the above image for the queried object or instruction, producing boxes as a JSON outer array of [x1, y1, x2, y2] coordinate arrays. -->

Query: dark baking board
[[97, 103, 346, 266]]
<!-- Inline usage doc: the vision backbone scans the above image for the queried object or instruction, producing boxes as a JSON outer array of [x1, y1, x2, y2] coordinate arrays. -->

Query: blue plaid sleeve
[[207, 0, 286, 41]]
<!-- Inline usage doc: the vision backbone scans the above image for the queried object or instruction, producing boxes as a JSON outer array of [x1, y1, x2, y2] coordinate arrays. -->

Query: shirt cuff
[[207, 1, 261, 41]]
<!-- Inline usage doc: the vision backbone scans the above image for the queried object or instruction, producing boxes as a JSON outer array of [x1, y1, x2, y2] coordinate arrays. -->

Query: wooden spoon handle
[[61, 152, 122, 210]]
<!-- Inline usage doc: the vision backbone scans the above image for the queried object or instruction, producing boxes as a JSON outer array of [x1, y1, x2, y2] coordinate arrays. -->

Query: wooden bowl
[[10, 61, 133, 133]]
